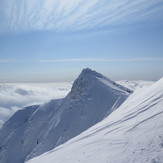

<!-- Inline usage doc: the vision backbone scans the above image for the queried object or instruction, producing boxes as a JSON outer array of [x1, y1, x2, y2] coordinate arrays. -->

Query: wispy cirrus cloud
[[39, 57, 163, 63], [0, 0, 163, 33], [1, 58, 163, 63], [0, 59, 14, 63]]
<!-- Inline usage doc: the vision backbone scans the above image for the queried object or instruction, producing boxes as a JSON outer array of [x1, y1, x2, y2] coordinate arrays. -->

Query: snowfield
[[27, 77, 163, 163]]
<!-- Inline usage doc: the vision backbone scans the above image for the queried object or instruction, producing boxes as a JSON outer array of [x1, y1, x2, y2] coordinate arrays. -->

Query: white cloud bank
[[0, 82, 72, 127], [0, 81, 154, 128], [0, 0, 163, 33], [116, 80, 154, 91]]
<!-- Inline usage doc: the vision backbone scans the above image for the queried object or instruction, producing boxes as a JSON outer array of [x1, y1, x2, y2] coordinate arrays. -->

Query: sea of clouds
[[0, 82, 72, 127], [116, 80, 154, 91], [0, 80, 154, 128]]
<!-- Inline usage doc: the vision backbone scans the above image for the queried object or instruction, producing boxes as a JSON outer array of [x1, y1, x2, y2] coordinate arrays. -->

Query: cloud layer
[[0, 82, 72, 127], [0, 0, 163, 33], [0, 80, 155, 128]]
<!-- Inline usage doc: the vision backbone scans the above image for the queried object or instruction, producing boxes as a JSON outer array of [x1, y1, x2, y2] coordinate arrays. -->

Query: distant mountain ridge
[[0, 68, 132, 163]]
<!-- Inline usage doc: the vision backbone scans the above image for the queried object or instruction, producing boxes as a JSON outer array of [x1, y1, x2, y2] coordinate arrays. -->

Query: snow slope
[[27, 77, 163, 163], [0, 68, 131, 163]]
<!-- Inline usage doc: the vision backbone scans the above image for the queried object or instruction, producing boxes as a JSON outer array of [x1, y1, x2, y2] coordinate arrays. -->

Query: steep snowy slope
[[0, 100, 62, 163], [0, 68, 131, 163], [27, 78, 163, 163]]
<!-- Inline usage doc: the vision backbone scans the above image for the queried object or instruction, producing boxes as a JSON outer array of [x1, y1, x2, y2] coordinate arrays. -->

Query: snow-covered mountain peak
[[80, 68, 103, 78], [69, 69, 97, 100], [69, 68, 132, 101]]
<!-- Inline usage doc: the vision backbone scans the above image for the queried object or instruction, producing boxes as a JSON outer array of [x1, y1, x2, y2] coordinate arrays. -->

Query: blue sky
[[0, 0, 163, 82]]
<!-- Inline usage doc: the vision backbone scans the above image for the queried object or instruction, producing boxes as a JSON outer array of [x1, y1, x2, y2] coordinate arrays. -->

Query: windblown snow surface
[[0, 68, 131, 163], [27, 78, 163, 163]]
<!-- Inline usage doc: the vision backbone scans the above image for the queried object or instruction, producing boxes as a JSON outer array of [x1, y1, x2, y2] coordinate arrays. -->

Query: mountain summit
[[81, 68, 104, 77], [0, 68, 132, 163], [70, 68, 132, 99]]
